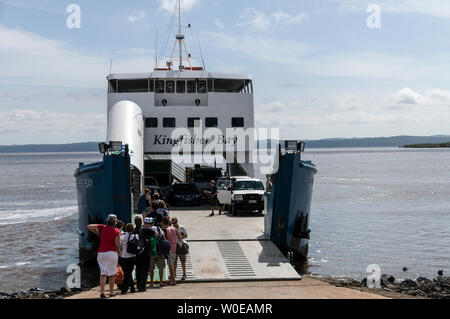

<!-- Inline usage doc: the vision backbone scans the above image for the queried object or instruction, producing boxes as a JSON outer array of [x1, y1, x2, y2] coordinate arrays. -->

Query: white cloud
[[202, 31, 317, 66], [395, 87, 450, 105], [128, 11, 146, 23], [237, 8, 309, 31], [0, 109, 106, 144], [271, 11, 310, 25], [0, 25, 155, 89], [255, 88, 450, 137], [214, 19, 225, 28], [203, 30, 450, 81], [159, 0, 199, 14], [333, 0, 450, 19]]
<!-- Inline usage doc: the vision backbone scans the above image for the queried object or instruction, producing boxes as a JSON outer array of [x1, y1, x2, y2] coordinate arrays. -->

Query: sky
[[1, 0, 450, 145]]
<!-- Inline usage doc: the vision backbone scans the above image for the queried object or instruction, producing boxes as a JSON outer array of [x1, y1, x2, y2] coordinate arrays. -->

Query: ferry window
[[109, 80, 118, 93], [232, 118, 245, 128], [208, 79, 213, 92], [155, 80, 165, 93], [118, 79, 149, 93], [188, 117, 201, 128], [214, 79, 246, 93], [163, 118, 176, 128], [244, 80, 253, 94], [187, 80, 196, 93], [149, 80, 154, 92], [177, 80, 186, 93], [166, 80, 175, 93], [205, 117, 218, 128], [197, 80, 207, 94], [145, 118, 158, 128]]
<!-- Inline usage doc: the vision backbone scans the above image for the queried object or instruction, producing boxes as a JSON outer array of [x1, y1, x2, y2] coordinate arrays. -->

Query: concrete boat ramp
[[170, 208, 300, 282], [69, 208, 388, 299]]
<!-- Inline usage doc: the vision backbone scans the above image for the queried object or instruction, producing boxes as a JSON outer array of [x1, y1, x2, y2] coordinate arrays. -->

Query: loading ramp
[[166, 208, 301, 282]]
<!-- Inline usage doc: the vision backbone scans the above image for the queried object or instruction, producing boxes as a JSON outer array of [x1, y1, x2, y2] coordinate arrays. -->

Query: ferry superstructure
[[106, 1, 255, 197]]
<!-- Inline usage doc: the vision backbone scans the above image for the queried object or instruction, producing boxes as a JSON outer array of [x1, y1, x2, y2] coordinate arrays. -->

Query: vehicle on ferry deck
[[218, 176, 265, 216], [144, 176, 160, 196], [168, 182, 202, 206]]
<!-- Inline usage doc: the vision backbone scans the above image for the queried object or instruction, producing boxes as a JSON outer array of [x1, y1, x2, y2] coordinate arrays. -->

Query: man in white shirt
[[118, 223, 139, 294]]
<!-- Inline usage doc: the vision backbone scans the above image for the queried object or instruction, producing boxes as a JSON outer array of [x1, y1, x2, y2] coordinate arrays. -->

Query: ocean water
[[0, 152, 102, 293], [303, 147, 450, 281], [0, 148, 449, 293]]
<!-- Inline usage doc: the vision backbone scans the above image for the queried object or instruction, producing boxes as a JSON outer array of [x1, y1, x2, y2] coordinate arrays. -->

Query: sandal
[[100, 293, 107, 299]]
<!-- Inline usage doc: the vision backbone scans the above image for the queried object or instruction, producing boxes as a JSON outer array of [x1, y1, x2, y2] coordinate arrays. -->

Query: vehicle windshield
[[193, 169, 222, 183], [145, 177, 158, 186], [152, 173, 170, 187], [233, 181, 265, 191], [173, 184, 198, 192]]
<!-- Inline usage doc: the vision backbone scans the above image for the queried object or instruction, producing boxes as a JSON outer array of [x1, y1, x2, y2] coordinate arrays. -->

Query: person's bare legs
[[149, 268, 154, 287], [173, 257, 178, 278], [109, 275, 116, 296], [181, 260, 186, 276], [169, 265, 176, 285], [159, 267, 164, 286], [100, 275, 107, 297]]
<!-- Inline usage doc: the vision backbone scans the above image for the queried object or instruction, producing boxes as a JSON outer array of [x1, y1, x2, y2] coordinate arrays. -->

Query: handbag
[[126, 233, 145, 255], [115, 265, 124, 285], [176, 241, 189, 255]]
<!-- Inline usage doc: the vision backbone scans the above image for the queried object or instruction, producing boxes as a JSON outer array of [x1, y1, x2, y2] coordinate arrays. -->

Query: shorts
[[209, 197, 219, 206], [97, 251, 118, 276], [150, 255, 166, 270], [167, 251, 177, 266], [177, 254, 187, 263]]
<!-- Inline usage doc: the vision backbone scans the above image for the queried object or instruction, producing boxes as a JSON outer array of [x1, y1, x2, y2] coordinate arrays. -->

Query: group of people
[[87, 189, 189, 299]]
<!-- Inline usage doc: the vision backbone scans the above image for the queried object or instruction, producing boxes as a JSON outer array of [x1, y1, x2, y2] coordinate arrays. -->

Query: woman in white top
[[171, 217, 188, 281], [118, 223, 139, 295]]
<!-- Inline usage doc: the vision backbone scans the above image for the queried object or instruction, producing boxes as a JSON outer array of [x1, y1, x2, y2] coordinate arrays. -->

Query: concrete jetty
[[68, 207, 388, 299]]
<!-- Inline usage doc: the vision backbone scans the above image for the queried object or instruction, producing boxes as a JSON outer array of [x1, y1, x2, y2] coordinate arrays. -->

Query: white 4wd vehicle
[[217, 177, 265, 216]]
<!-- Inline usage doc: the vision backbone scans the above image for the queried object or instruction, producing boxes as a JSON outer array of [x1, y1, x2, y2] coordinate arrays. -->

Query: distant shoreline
[[403, 142, 450, 149], [1, 136, 450, 153]]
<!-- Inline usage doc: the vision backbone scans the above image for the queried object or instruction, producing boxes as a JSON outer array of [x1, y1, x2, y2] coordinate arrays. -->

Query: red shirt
[[97, 225, 120, 253]]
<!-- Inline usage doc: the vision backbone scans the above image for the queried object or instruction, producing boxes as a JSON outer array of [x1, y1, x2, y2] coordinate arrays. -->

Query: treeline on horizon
[[1, 136, 450, 153]]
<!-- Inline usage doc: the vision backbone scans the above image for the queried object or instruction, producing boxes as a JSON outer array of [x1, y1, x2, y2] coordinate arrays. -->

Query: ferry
[[75, 0, 317, 266]]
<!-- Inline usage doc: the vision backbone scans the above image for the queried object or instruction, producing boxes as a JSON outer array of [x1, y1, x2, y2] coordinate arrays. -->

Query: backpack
[[126, 233, 144, 255], [155, 227, 171, 256]]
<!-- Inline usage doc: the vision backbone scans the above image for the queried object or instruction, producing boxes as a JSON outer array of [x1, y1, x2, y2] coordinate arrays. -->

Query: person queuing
[[138, 188, 152, 215], [147, 201, 162, 226], [161, 216, 177, 286], [116, 220, 125, 235], [171, 217, 188, 281], [135, 218, 154, 292], [118, 223, 138, 295], [88, 214, 121, 299], [148, 217, 166, 288]]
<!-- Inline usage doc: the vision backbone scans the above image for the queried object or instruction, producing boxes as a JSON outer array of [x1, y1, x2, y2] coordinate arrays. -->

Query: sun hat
[[106, 214, 117, 222]]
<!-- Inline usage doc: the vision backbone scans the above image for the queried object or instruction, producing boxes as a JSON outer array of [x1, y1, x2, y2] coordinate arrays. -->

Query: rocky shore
[[0, 287, 88, 300], [312, 272, 450, 299], [3, 273, 449, 299]]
